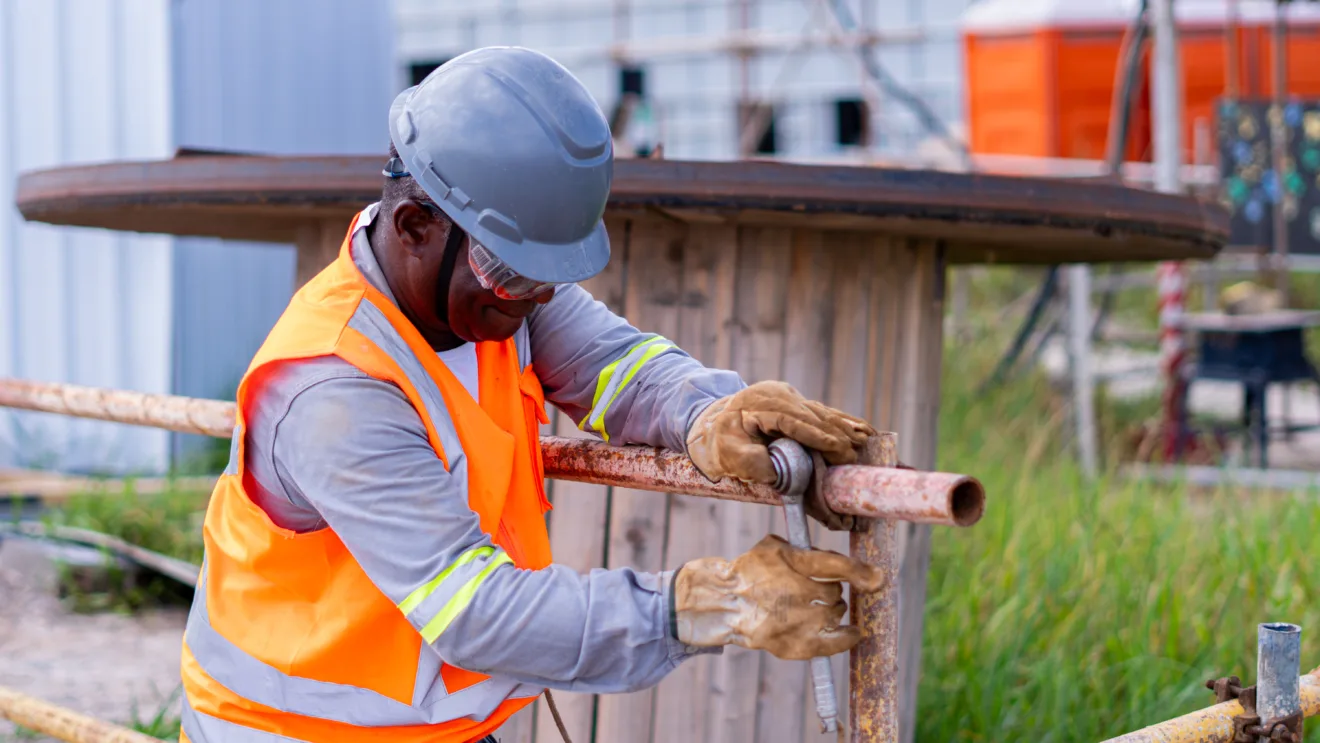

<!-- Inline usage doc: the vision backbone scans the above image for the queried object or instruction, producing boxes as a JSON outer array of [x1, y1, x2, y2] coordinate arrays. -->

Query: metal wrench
[[768, 438, 841, 734]]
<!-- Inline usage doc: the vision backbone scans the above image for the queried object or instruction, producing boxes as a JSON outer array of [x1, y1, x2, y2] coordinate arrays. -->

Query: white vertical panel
[[63, 0, 123, 466], [115, 0, 175, 473], [0, 1, 14, 469], [9, 0, 70, 467], [0, 0, 174, 474]]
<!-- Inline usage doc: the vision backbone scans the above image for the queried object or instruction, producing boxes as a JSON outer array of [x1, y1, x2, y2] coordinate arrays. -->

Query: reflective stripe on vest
[[182, 210, 551, 742], [579, 334, 677, 442], [181, 697, 290, 743], [185, 567, 539, 727]]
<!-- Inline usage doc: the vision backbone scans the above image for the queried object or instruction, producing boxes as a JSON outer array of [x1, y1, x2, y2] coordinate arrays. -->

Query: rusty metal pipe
[[540, 436, 983, 526], [849, 434, 901, 743], [823, 465, 984, 526], [0, 377, 984, 526], [0, 686, 163, 743], [1101, 670, 1320, 743]]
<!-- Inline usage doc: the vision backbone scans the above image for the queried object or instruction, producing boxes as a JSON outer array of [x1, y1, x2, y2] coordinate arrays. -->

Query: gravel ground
[[0, 535, 538, 742], [0, 535, 187, 742]]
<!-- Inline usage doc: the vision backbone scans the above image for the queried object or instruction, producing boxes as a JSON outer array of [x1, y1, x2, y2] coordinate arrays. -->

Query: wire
[[544, 690, 573, 743], [818, 0, 969, 163], [1091, 0, 1152, 343], [977, 267, 1060, 393]]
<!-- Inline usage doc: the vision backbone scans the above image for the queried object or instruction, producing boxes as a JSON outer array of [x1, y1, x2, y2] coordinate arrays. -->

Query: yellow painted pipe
[[0, 686, 167, 743], [1101, 669, 1320, 743]]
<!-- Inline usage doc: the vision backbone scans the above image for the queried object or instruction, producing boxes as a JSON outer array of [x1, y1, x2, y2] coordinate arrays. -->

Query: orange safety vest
[[180, 212, 554, 743]]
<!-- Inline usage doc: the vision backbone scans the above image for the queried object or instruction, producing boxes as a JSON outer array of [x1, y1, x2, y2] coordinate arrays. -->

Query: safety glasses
[[388, 155, 560, 301], [466, 238, 560, 301]]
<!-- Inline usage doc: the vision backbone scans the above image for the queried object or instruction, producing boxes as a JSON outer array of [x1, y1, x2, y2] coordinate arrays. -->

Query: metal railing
[[1104, 623, 1313, 743], [0, 376, 985, 743]]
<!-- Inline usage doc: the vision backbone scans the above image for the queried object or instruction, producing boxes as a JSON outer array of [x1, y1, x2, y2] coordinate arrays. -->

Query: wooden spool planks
[[512, 214, 946, 743]]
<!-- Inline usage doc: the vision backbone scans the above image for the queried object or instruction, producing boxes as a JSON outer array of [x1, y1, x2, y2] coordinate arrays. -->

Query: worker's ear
[[392, 199, 444, 258]]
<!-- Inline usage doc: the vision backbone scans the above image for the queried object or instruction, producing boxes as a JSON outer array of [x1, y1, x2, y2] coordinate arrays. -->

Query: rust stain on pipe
[[542, 435, 982, 525], [1101, 670, 1320, 743], [850, 434, 901, 743], [0, 378, 983, 526], [0, 686, 162, 743], [825, 466, 985, 526], [537, 434, 772, 503]]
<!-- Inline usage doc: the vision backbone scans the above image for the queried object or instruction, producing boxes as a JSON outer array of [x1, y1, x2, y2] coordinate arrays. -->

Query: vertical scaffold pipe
[[1257, 622, 1303, 742]]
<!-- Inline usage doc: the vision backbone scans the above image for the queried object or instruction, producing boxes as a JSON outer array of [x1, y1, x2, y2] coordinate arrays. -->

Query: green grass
[[126, 686, 183, 740], [43, 483, 206, 564], [919, 340, 1320, 742], [41, 482, 206, 612]]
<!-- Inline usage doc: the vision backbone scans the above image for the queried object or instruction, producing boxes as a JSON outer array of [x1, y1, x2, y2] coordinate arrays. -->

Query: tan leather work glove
[[671, 535, 885, 660], [686, 381, 875, 485]]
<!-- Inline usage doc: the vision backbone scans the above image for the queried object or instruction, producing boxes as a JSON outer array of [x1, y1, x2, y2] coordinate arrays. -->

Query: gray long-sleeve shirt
[[239, 203, 744, 694]]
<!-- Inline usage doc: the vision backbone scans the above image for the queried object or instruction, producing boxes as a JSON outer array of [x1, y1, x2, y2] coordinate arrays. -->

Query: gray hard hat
[[388, 46, 613, 284]]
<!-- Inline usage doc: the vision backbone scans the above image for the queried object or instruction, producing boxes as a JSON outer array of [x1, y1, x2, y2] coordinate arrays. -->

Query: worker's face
[[391, 199, 554, 344], [446, 238, 556, 342]]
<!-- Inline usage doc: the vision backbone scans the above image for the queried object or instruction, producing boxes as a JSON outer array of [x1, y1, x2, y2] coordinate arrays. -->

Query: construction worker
[[179, 46, 884, 743]]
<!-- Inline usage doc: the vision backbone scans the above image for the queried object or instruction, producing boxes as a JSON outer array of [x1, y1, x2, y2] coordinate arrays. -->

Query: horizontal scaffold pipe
[[0, 377, 983, 528], [1100, 669, 1320, 743], [0, 686, 164, 743]]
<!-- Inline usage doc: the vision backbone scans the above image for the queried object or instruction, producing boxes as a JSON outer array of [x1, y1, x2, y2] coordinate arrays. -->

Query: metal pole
[[1152, 0, 1187, 460], [951, 270, 969, 340], [1101, 669, 1320, 743], [1257, 622, 1304, 742], [1068, 264, 1099, 477], [1225, 0, 1240, 99], [850, 434, 900, 743], [1270, 0, 1290, 306], [0, 377, 986, 527], [735, 0, 754, 157]]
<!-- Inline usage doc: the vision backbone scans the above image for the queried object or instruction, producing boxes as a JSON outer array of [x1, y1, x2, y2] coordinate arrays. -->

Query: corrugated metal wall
[[0, 0, 397, 474], [167, 0, 398, 466], [395, 0, 972, 162], [0, 0, 175, 474]]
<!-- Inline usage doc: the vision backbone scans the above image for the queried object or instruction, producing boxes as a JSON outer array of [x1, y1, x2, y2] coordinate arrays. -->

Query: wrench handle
[[772, 435, 843, 735], [784, 498, 843, 732], [782, 498, 812, 550], [810, 656, 840, 732], [770, 438, 841, 732]]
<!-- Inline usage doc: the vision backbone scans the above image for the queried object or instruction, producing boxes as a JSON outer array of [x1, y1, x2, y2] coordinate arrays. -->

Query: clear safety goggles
[[467, 238, 560, 301]]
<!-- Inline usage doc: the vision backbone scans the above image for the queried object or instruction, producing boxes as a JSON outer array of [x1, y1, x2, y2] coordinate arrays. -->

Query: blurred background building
[[396, 0, 973, 164]]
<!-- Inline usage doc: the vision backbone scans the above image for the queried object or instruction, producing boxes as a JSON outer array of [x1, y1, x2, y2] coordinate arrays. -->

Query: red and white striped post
[[1157, 260, 1187, 459], [1152, 0, 1186, 462]]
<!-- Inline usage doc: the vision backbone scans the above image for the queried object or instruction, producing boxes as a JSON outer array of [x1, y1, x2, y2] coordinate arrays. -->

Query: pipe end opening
[[951, 479, 986, 527], [1262, 622, 1302, 634]]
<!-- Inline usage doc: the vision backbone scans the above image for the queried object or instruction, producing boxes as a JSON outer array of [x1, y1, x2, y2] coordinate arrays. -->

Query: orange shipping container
[[962, 0, 1320, 164]]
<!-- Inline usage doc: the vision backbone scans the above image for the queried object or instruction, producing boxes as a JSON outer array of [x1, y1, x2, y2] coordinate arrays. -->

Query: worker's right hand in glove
[[686, 380, 874, 486], [670, 534, 885, 661]]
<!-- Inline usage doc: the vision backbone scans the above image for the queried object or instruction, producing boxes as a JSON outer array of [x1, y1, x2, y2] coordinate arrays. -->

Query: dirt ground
[[0, 535, 187, 742]]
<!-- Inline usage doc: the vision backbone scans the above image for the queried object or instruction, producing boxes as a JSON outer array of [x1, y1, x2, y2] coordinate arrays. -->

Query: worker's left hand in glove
[[686, 380, 875, 485], [670, 534, 885, 661]]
